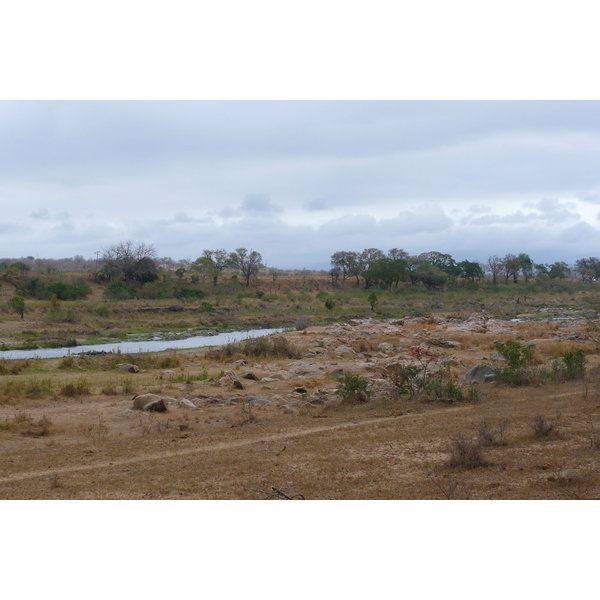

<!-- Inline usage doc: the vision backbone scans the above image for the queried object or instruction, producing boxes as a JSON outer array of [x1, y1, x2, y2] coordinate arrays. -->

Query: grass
[[0, 412, 53, 436], [206, 335, 300, 361]]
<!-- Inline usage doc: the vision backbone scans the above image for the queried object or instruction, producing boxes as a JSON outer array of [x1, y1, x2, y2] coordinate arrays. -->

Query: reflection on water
[[0, 328, 285, 360]]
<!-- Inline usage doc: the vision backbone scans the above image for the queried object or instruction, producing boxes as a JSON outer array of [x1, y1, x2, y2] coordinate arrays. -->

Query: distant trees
[[575, 257, 600, 282]]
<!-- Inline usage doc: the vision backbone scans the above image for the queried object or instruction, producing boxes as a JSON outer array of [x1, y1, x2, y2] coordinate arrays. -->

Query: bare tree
[[101, 241, 158, 285], [229, 248, 263, 287], [487, 255, 502, 285]]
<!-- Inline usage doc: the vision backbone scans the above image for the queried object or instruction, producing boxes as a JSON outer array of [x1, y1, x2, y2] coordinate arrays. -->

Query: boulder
[[131, 393, 168, 411], [117, 363, 139, 373], [177, 398, 198, 409], [132, 393, 162, 409], [464, 363, 496, 384], [143, 399, 167, 412], [240, 372, 259, 380], [244, 395, 274, 406], [334, 345, 356, 357], [218, 371, 244, 389]]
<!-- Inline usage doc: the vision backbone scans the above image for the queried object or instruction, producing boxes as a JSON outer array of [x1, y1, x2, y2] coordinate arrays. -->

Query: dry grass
[[0, 412, 53, 436]]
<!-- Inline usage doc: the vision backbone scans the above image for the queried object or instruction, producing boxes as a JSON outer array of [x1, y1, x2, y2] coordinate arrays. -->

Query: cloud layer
[[2, 101, 600, 268]]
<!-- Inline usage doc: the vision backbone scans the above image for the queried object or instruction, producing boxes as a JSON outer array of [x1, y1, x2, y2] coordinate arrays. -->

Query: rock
[[295, 364, 322, 376], [117, 363, 139, 373], [131, 393, 167, 411], [464, 363, 496, 384], [293, 386, 309, 394], [218, 371, 244, 389], [240, 372, 259, 380], [330, 368, 345, 380], [178, 398, 198, 409], [132, 393, 162, 409], [334, 345, 356, 357], [490, 352, 506, 361], [378, 342, 394, 353], [244, 395, 274, 406], [428, 337, 460, 348], [143, 399, 167, 412]]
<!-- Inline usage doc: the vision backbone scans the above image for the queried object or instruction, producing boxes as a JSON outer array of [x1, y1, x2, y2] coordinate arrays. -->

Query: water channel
[[0, 328, 286, 361]]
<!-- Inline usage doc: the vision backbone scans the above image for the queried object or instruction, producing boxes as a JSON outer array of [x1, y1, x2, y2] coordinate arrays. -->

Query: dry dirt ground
[[1, 313, 600, 499]]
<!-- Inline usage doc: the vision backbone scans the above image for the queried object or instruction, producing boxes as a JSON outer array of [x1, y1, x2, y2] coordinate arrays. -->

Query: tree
[[229, 248, 263, 287], [575, 257, 600, 282], [416, 264, 448, 289], [407, 255, 427, 285], [9, 295, 26, 320], [518, 253, 534, 282], [502, 254, 521, 284], [363, 258, 408, 290], [358, 248, 386, 288], [192, 249, 231, 286], [487, 255, 502, 285], [458, 260, 484, 281], [330, 251, 359, 288], [100, 241, 159, 286], [368, 291, 378, 312], [419, 252, 460, 278]]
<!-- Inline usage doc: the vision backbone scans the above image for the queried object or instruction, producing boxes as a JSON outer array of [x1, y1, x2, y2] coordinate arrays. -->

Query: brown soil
[[1, 314, 600, 499]]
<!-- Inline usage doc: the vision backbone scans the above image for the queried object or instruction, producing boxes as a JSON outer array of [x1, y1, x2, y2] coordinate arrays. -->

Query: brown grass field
[[1, 307, 599, 500]]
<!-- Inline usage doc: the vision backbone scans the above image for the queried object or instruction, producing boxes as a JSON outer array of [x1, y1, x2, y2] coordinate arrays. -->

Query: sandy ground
[[1, 314, 599, 499]]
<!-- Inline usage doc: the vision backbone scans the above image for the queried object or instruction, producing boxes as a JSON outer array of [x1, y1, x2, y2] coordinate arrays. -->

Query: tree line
[[3, 241, 600, 299]]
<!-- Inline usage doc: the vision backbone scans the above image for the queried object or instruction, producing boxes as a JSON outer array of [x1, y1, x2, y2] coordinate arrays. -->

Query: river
[[0, 328, 286, 360]]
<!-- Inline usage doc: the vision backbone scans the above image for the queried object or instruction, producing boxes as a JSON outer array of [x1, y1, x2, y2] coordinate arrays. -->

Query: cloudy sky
[[2, 100, 600, 269]]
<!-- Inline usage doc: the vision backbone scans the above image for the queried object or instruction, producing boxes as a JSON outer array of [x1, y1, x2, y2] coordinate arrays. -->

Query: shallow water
[[0, 328, 285, 360]]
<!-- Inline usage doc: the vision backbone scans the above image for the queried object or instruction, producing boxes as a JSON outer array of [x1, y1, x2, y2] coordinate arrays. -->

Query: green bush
[[493, 340, 536, 386], [339, 373, 371, 403], [562, 348, 587, 380], [105, 281, 135, 300]]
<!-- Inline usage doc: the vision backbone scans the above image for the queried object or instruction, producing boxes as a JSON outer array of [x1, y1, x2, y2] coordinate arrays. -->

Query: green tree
[[416, 264, 448, 290], [9, 295, 26, 320], [367, 291, 378, 312], [192, 249, 231, 286]]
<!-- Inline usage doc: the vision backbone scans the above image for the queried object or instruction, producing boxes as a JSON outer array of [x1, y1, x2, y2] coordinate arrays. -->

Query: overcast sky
[[2, 100, 600, 269]]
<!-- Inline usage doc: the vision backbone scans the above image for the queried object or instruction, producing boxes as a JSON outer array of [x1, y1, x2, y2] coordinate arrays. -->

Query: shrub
[[493, 340, 536, 386], [105, 281, 135, 300], [339, 373, 371, 403], [44, 309, 78, 324], [424, 369, 464, 403], [447, 433, 489, 469], [531, 413, 562, 439], [60, 378, 91, 397], [474, 419, 509, 446], [95, 305, 111, 317], [324, 299, 335, 310], [295, 316, 311, 331], [206, 335, 300, 361], [0, 412, 53, 436], [562, 348, 587, 380]]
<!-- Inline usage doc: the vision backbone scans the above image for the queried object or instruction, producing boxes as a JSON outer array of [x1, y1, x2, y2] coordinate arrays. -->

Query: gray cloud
[[576, 191, 600, 204], [305, 198, 329, 211], [240, 193, 283, 215]]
